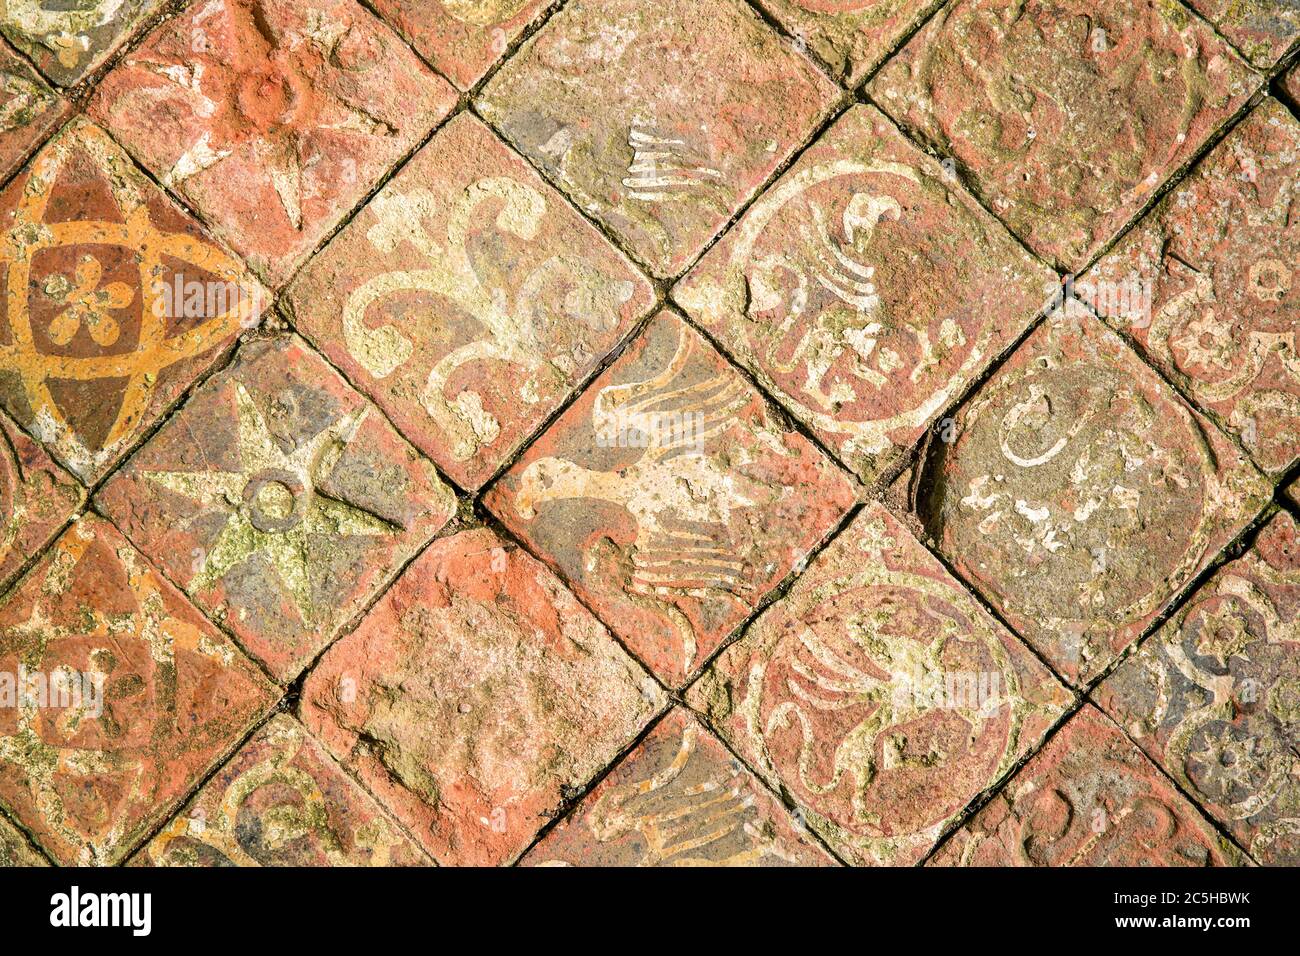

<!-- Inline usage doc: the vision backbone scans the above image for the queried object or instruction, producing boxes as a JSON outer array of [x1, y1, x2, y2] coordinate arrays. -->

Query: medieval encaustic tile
[[1084, 98, 1300, 475], [0, 118, 265, 484], [1094, 510, 1300, 866], [522, 707, 836, 866], [95, 335, 457, 684], [133, 715, 428, 866], [300, 527, 666, 866], [476, 0, 842, 278], [0, 0, 163, 88], [0, 40, 68, 185], [88, 0, 459, 287], [486, 311, 859, 688], [367, 0, 551, 90], [756, 0, 945, 85], [675, 104, 1054, 484], [928, 705, 1247, 866], [286, 113, 655, 491], [687, 502, 1072, 865], [0, 406, 83, 593], [0, 516, 276, 865], [919, 299, 1271, 687], [1184, 0, 1300, 68], [868, 0, 1261, 271]]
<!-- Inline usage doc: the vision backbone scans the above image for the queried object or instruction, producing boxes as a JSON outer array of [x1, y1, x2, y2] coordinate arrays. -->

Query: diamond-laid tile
[[0, 118, 265, 484], [368, 0, 551, 90], [96, 335, 456, 684], [687, 502, 1072, 865], [0, 407, 83, 592], [300, 527, 665, 865], [134, 715, 429, 866], [88, 0, 458, 287], [920, 300, 1271, 686], [522, 707, 836, 866], [756, 0, 944, 85], [675, 104, 1054, 483], [0, 0, 162, 87], [476, 0, 841, 277], [0, 515, 276, 865], [286, 113, 655, 491], [1083, 98, 1300, 475], [1185, 0, 1300, 68], [930, 705, 1247, 865], [1094, 510, 1300, 866], [0, 813, 45, 865], [486, 311, 858, 687], [0, 41, 68, 184], [868, 0, 1260, 271]]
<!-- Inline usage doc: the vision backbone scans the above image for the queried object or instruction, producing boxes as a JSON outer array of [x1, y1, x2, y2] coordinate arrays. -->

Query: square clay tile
[[918, 299, 1272, 687], [0, 515, 276, 865], [1185, 0, 1300, 68], [687, 502, 1072, 865], [0, 118, 266, 484], [868, 0, 1261, 271], [522, 707, 837, 866], [1094, 510, 1300, 866], [476, 0, 842, 278], [756, 0, 945, 85], [299, 527, 666, 866], [286, 113, 655, 491], [0, 0, 162, 88], [0, 406, 84, 592], [88, 0, 459, 288], [0, 41, 68, 184], [367, 0, 552, 90], [95, 335, 457, 684], [1082, 98, 1300, 475], [133, 715, 429, 866], [0, 813, 45, 865], [485, 311, 859, 688], [929, 705, 1247, 865], [675, 104, 1055, 484]]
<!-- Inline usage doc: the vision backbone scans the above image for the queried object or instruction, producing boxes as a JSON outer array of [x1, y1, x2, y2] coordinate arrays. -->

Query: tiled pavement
[[0, 0, 1295, 868]]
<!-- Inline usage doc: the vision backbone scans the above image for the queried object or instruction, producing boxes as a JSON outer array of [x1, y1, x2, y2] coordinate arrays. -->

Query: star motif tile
[[287, 113, 655, 491], [0, 515, 276, 865], [1095, 510, 1300, 866], [0, 118, 266, 483], [868, 0, 1261, 270], [476, 0, 842, 277], [675, 104, 1054, 483], [96, 335, 457, 682], [1083, 98, 1300, 474], [89, 0, 459, 286], [485, 310, 859, 687], [688, 502, 1072, 865]]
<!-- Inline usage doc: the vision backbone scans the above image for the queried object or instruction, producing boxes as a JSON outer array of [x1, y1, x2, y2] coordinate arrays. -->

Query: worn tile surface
[[1084, 98, 1300, 475], [134, 715, 428, 866], [920, 300, 1271, 686], [869, 0, 1260, 270], [0, 118, 264, 483], [929, 705, 1246, 866], [1094, 510, 1300, 866], [1186, 0, 1300, 68], [89, 0, 458, 287], [300, 527, 665, 865], [0, 812, 45, 865], [523, 707, 835, 866], [0, 516, 275, 865], [689, 502, 1071, 864], [96, 335, 456, 683], [477, 0, 842, 277], [0, 41, 68, 184], [675, 104, 1053, 483], [487, 311, 858, 687], [287, 113, 655, 490], [0, 0, 162, 87], [0, 407, 83, 592]]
